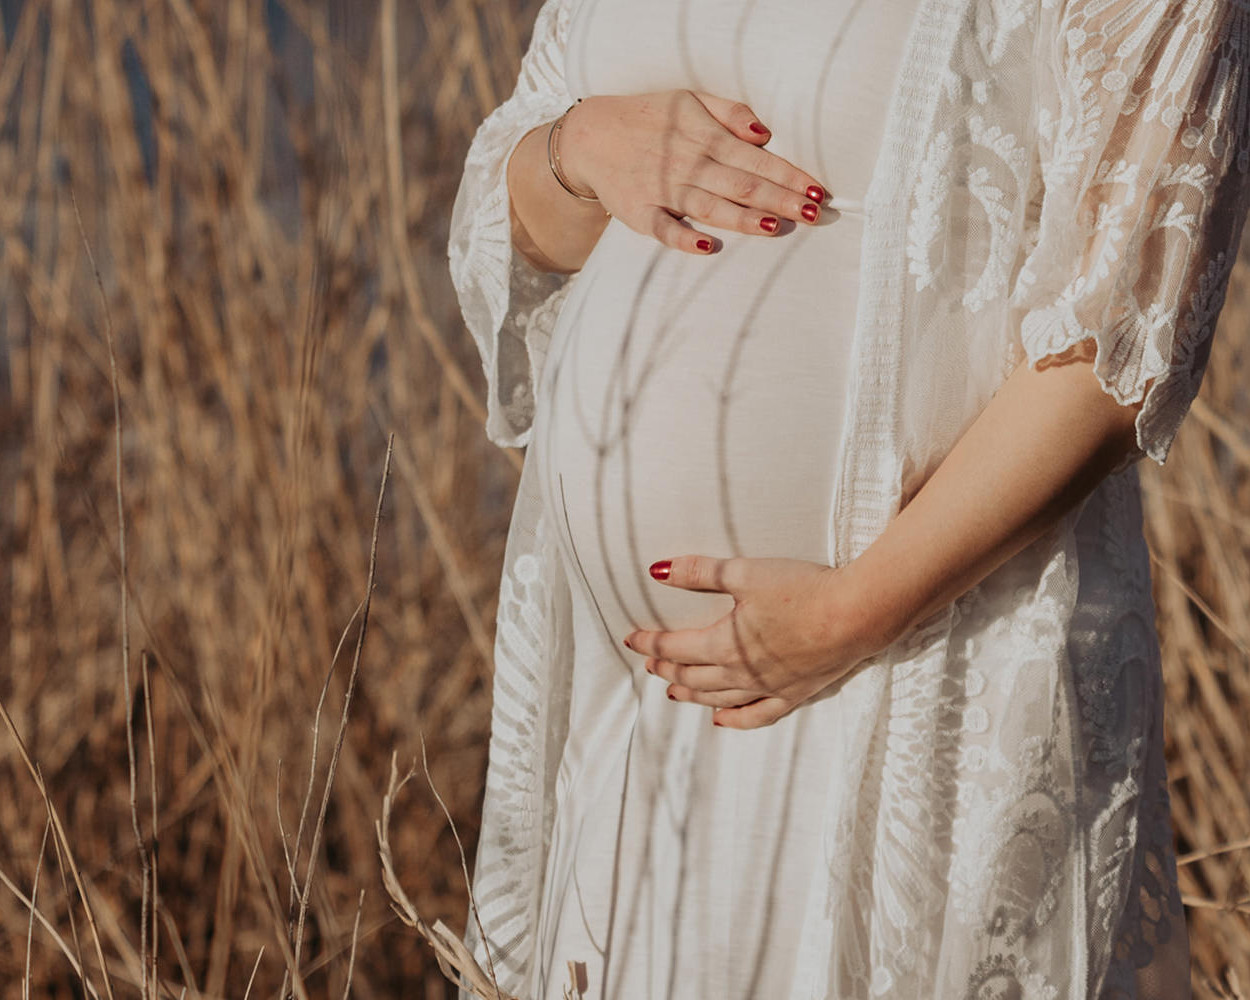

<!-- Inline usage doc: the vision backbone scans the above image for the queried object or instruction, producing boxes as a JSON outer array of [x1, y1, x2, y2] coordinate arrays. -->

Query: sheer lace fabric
[[447, 1, 1250, 997]]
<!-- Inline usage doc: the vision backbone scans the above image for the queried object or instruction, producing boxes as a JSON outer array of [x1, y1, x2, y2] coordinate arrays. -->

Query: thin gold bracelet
[[547, 100, 602, 203]]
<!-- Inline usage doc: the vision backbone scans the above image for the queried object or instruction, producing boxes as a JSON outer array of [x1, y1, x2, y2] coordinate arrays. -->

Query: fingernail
[[748, 121, 769, 135], [713, 719, 724, 727], [649, 559, 672, 581], [806, 184, 826, 203], [759, 217, 779, 234], [801, 203, 819, 223], [623, 636, 632, 649], [696, 238, 713, 252], [667, 691, 677, 701]]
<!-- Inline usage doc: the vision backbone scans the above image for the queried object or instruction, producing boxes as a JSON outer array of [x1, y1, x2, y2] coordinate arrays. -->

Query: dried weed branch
[[376, 753, 517, 1000]]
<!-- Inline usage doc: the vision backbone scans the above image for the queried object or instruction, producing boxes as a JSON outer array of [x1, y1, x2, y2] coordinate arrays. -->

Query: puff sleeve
[[1012, 0, 1250, 465], [448, 0, 577, 449]]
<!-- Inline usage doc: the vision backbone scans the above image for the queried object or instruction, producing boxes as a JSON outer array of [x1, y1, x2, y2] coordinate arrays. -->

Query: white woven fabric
[[447, 1, 1250, 997]]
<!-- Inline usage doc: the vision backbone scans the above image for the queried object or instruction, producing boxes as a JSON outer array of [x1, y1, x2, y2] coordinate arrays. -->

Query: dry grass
[[0, 0, 1247, 996]]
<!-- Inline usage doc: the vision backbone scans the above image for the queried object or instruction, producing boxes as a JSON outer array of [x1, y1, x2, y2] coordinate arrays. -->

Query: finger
[[646, 659, 739, 691], [706, 133, 829, 205], [652, 554, 749, 595], [712, 697, 790, 730], [667, 685, 761, 709], [690, 92, 772, 145], [671, 184, 785, 237], [625, 625, 719, 664], [636, 206, 717, 256], [676, 174, 822, 232]]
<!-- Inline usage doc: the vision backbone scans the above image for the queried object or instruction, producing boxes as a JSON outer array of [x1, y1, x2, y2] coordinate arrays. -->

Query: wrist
[[828, 550, 924, 659], [556, 97, 600, 198]]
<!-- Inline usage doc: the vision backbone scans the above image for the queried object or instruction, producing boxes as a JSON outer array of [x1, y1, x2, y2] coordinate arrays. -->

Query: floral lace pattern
[[450, 0, 1250, 997]]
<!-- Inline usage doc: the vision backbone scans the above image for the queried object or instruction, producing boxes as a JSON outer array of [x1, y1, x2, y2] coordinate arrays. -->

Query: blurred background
[[0, 0, 1247, 996]]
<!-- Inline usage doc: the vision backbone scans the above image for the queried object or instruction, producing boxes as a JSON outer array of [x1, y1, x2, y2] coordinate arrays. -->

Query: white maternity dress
[[527, 1, 922, 996]]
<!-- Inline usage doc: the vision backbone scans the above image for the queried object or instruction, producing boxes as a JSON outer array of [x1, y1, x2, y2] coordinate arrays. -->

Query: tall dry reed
[[0, 0, 1247, 997]]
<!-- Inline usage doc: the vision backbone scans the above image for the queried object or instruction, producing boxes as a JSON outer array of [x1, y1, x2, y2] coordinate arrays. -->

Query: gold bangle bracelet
[[547, 100, 601, 203]]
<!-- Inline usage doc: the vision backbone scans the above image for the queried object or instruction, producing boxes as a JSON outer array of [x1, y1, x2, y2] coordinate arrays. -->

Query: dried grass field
[[1, 0, 1248, 996]]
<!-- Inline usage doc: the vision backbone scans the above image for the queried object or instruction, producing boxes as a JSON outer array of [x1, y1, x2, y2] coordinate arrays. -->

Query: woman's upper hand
[[622, 555, 893, 730], [557, 90, 829, 256]]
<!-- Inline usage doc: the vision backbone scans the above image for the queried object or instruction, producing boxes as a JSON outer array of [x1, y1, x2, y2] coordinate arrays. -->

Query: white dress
[[450, 0, 1250, 996], [527, 2, 922, 997]]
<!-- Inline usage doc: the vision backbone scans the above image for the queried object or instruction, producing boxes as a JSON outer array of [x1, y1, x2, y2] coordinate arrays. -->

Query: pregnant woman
[[449, 1, 1250, 997]]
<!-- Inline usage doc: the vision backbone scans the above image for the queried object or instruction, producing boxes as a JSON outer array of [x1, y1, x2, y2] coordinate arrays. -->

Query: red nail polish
[[649, 559, 672, 581], [801, 203, 819, 223], [713, 719, 723, 727], [623, 637, 632, 649], [759, 217, 779, 234], [696, 238, 713, 252], [748, 121, 769, 135], [806, 184, 826, 203]]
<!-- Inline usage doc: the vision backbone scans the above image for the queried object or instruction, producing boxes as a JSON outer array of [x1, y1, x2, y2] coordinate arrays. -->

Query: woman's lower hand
[[558, 90, 829, 255], [622, 555, 889, 730]]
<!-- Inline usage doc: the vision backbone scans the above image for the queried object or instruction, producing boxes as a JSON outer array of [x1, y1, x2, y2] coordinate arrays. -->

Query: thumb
[[690, 92, 771, 145], [649, 555, 743, 594]]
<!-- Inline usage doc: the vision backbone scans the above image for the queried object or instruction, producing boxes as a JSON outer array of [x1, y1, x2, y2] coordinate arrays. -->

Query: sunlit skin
[[508, 90, 1148, 731]]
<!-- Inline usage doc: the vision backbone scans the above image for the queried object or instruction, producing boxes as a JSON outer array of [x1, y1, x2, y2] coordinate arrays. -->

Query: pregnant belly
[[530, 218, 861, 643]]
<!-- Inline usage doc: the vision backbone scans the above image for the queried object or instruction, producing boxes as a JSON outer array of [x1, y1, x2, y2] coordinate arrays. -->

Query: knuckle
[[728, 101, 753, 123], [687, 558, 712, 590], [683, 187, 716, 218], [730, 173, 761, 202]]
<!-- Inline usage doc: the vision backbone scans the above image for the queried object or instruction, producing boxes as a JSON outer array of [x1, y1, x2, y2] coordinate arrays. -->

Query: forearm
[[506, 116, 610, 274], [843, 354, 1145, 652]]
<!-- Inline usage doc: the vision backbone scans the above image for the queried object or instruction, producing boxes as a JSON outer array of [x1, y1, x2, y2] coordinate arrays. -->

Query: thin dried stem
[[288, 598, 366, 913], [141, 651, 160, 999], [375, 754, 518, 1000], [292, 435, 394, 979], [1180, 836, 1250, 867], [23, 818, 51, 1000], [341, 891, 365, 1000], [72, 181, 152, 1000], [242, 947, 264, 1000], [0, 865, 102, 1000], [0, 702, 115, 999], [420, 732, 502, 994]]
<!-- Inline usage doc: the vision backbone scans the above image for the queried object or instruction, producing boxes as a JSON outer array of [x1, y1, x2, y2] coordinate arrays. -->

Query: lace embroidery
[[450, 1, 1249, 997]]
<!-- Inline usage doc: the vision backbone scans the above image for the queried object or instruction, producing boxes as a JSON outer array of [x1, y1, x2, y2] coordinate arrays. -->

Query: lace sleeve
[[1012, 0, 1250, 465], [448, 0, 578, 449]]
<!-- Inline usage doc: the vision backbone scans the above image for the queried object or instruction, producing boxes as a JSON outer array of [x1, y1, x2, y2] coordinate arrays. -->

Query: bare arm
[[840, 353, 1143, 653], [506, 120, 612, 274]]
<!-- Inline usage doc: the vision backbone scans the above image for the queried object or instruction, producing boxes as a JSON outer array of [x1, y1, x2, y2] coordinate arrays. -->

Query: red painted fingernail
[[748, 121, 769, 135], [801, 203, 819, 223], [667, 692, 676, 701], [759, 217, 779, 234], [806, 184, 826, 203], [713, 719, 724, 727], [696, 238, 713, 252], [649, 559, 672, 581], [623, 637, 632, 649]]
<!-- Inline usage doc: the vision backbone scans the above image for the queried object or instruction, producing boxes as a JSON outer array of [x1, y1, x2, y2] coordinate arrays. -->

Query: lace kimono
[[447, 0, 1250, 996]]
